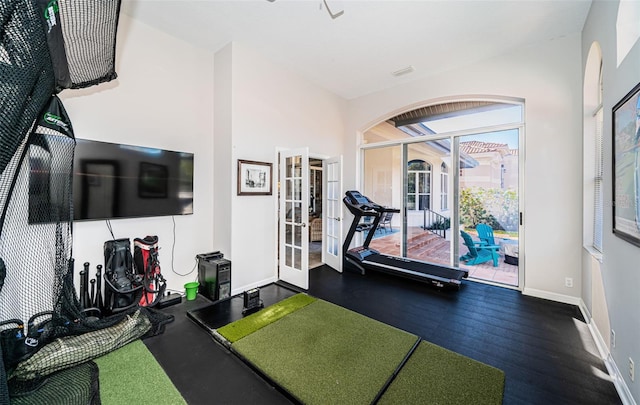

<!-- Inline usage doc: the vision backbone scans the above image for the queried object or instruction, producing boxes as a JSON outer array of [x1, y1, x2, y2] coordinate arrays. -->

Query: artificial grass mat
[[231, 299, 419, 405], [217, 293, 317, 343], [378, 340, 505, 405], [219, 294, 505, 405], [94, 339, 186, 405]]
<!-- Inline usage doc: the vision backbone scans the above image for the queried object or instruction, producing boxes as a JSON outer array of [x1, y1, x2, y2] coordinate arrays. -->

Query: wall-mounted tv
[[72, 139, 194, 221]]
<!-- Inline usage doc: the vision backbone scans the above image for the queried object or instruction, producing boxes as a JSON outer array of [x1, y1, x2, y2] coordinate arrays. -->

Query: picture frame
[[612, 81, 640, 247], [237, 159, 272, 196]]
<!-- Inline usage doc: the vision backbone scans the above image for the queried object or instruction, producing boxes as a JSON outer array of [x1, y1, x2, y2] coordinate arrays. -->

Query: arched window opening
[[584, 42, 604, 254], [616, 0, 640, 67]]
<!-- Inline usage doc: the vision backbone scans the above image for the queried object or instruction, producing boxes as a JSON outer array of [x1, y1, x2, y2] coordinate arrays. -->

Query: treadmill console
[[345, 190, 369, 205], [344, 190, 400, 214], [344, 190, 380, 212]]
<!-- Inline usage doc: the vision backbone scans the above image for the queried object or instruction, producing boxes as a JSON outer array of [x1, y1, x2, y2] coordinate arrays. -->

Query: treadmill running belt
[[363, 255, 466, 281]]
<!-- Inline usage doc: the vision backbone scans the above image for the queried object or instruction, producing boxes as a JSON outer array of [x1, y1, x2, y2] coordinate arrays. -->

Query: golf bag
[[103, 239, 142, 314], [133, 236, 166, 307]]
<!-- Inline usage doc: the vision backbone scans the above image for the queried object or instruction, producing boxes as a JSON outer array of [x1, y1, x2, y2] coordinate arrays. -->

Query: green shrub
[[427, 217, 450, 230], [460, 187, 518, 232]]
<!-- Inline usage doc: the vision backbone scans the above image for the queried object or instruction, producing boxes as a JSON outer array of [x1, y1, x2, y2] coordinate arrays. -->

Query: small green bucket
[[184, 281, 199, 301]]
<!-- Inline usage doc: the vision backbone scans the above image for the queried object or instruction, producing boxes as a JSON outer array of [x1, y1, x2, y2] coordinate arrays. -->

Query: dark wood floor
[[144, 265, 622, 405]]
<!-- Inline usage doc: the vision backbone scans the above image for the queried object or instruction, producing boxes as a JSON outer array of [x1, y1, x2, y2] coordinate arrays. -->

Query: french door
[[279, 148, 309, 289], [323, 156, 342, 272]]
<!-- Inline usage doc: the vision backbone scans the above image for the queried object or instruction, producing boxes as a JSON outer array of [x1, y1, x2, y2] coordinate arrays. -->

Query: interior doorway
[[309, 158, 323, 269]]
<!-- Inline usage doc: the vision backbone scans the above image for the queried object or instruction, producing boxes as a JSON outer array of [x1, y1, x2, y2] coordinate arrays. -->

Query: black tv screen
[[72, 139, 194, 221]]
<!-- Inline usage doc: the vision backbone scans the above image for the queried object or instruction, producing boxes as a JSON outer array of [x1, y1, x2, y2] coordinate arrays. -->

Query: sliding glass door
[[455, 130, 519, 286], [360, 99, 523, 288]]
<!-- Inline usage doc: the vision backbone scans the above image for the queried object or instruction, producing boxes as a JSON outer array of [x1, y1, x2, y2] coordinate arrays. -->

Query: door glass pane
[[294, 179, 302, 200], [293, 202, 301, 223], [293, 247, 301, 269], [363, 145, 401, 257], [405, 140, 450, 264], [286, 224, 293, 244], [286, 246, 292, 267], [294, 224, 302, 246], [292, 156, 302, 177], [286, 202, 293, 220], [286, 179, 292, 200], [457, 129, 519, 287]]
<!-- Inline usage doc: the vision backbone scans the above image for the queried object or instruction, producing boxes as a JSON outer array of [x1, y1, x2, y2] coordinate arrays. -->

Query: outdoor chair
[[460, 230, 499, 267], [377, 211, 393, 233], [356, 215, 375, 233], [476, 223, 498, 245]]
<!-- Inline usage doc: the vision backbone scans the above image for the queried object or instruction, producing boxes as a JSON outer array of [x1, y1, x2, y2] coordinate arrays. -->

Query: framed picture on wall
[[237, 159, 272, 196], [612, 81, 640, 247]]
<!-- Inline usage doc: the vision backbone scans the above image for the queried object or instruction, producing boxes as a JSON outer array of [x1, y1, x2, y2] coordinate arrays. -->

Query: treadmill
[[342, 190, 468, 290]]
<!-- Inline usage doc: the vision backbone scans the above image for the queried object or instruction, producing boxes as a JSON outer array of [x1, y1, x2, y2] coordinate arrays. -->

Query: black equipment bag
[[133, 236, 166, 307], [103, 239, 142, 315]]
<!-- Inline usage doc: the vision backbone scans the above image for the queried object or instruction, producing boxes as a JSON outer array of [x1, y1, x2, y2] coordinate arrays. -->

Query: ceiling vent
[[392, 66, 415, 77]]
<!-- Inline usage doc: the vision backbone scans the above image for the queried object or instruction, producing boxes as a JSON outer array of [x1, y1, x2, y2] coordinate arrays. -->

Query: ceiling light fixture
[[267, 0, 343, 19], [391, 66, 415, 77], [321, 0, 344, 19]]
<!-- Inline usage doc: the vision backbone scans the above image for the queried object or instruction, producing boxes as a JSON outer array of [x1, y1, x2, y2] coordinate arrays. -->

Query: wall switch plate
[[565, 277, 573, 288], [630, 358, 635, 382]]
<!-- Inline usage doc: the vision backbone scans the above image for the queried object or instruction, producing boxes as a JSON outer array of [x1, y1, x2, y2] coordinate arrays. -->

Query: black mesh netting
[[38, 0, 122, 92], [0, 1, 172, 404], [9, 361, 100, 405]]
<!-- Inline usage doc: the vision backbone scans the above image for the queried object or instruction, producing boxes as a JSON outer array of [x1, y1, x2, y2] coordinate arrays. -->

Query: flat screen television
[[70, 139, 194, 221]]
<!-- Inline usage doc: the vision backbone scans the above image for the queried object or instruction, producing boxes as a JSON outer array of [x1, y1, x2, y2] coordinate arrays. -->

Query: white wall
[[214, 42, 347, 293], [583, 1, 640, 403], [61, 14, 215, 293], [346, 34, 584, 302]]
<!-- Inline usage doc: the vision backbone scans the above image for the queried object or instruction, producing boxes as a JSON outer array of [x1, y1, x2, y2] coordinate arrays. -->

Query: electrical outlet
[[630, 358, 635, 382], [611, 329, 616, 348], [565, 277, 573, 288]]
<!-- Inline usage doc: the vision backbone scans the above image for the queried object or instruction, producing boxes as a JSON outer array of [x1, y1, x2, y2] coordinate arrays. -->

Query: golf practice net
[[0, 1, 172, 403]]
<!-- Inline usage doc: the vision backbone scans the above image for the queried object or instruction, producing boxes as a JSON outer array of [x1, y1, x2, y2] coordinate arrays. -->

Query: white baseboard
[[522, 287, 581, 305], [232, 276, 278, 297], [578, 299, 637, 405], [605, 352, 637, 405]]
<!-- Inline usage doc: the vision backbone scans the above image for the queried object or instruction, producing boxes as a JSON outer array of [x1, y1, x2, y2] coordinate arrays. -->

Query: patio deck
[[369, 227, 518, 286]]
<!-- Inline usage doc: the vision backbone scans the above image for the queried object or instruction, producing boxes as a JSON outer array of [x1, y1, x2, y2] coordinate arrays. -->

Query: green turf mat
[[378, 340, 505, 405], [217, 293, 316, 343], [232, 299, 419, 405], [94, 340, 186, 405]]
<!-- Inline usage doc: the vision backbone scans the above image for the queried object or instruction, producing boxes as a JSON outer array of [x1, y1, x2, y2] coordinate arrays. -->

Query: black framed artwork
[[237, 159, 272, 196]]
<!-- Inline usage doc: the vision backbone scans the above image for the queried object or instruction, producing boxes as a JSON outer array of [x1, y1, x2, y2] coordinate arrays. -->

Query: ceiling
[[120, 0, 592, 100]]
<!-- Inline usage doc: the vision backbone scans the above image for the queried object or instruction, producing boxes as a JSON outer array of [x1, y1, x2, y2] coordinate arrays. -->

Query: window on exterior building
[[440, 162, 449, 210], [407, 159, 431, 211]]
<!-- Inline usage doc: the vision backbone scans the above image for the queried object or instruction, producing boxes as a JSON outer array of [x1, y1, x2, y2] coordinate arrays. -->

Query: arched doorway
[[361, 98, 523, 288]]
